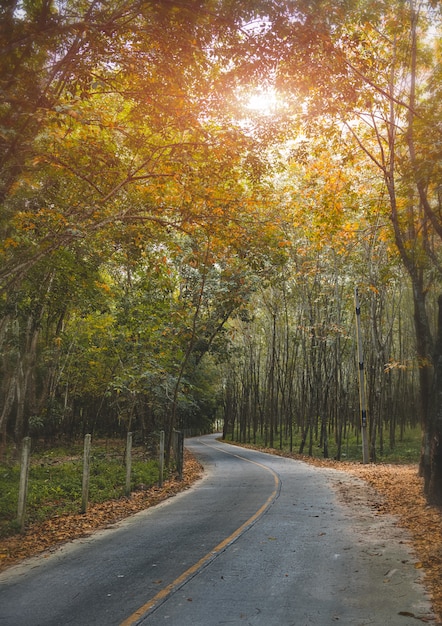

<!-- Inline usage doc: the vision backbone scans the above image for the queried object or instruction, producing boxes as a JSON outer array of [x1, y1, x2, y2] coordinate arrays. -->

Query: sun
[[245, 88, 279, 116]]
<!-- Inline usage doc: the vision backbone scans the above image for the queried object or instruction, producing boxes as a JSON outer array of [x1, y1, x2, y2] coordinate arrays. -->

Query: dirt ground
[[0, 446, 441, 623]]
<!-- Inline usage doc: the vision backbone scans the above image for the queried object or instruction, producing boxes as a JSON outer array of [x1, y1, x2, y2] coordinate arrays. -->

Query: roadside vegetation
[[225, 425, 423, 465], [0, 440, 163, 539], [0, 424, 421, 541]]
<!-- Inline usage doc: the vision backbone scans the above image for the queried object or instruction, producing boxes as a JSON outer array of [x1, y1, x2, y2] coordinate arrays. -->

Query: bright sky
[[245, 88, 280, 116], [245, 88, 283, 115]]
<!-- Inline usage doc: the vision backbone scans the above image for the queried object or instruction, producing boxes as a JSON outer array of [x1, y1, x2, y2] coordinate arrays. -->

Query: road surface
[[0, 434, 436, 625]]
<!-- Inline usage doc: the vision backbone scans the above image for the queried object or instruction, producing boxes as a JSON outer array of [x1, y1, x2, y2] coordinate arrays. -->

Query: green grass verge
[[0, 441, 161, 539], [225, 424, 422, 464]]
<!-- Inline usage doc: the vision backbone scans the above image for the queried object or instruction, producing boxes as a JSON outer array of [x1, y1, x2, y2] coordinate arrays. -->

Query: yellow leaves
[[7, 207, 77, 252], [384, 359, 414, 372], [94, 281, 112, 294], [3, 237, 20, 249], [32, 156, 47, 167], [211, 206, 225, 217]]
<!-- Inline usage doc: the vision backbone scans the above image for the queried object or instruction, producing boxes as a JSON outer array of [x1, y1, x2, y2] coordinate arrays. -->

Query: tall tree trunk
[[267, 312, 277, 448], [414, 280, 434, 483], [402, 2, 439, 497], [425, 295, 442, 504]]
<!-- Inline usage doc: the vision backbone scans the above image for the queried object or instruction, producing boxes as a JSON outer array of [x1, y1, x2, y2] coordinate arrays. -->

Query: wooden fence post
[[125, 432, 132, 496], [159, 430, 165, 487], [173, 430, 184, 480], [81, 434, 91, 513], [17, 437, 31, 532]]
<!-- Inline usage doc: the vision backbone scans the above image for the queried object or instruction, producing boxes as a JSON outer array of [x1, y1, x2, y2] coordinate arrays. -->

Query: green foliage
[[0, 465, 21, 536]]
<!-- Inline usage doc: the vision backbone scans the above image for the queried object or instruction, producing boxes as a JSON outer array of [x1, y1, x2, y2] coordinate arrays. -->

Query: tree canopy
[[2, 0, 442, 503]]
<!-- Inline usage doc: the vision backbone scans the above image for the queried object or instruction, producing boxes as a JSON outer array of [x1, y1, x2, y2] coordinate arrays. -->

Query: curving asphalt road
[[0, 434, 436, 625]]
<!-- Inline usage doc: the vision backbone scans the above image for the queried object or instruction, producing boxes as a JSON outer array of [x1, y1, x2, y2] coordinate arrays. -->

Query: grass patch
[[0, 440, 162, 538], [226, 424, 422, 464]]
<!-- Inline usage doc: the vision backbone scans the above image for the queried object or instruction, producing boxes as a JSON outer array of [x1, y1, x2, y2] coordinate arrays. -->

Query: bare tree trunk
[[425, 295, 442, 504]]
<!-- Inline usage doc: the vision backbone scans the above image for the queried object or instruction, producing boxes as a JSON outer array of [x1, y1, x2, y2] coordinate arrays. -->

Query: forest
[[2, 0, 442, 503]]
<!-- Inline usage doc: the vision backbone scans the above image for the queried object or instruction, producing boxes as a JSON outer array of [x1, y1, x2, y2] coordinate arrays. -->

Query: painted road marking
[[120, 440, 280, 626]]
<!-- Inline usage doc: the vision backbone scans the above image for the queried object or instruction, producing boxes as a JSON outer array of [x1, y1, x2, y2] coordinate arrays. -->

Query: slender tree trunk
[[425, 295, 442, 504], [413, 280, 434, 488], [268, 312, 276, 448], [299, 422, 309, 455]]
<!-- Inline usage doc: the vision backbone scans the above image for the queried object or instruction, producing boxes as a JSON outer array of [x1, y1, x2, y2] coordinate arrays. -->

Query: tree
[[272, 0, 442, 501], [0, 0, 295, 452], [4, 0, 442, 506], [337, 0, 442, 501], [0, 242, 112, 443]]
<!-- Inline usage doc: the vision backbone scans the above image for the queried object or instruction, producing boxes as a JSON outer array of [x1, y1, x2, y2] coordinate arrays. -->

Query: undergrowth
[[225, 424, 422, 464], [0, 440, 163, 538]]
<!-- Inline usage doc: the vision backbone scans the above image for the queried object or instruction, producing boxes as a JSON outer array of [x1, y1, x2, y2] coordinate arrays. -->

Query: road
[[0, 434, 436, 625]]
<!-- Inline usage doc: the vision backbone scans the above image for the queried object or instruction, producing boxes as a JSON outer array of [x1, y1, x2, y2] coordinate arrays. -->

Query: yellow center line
[[120, 441, 280, 626]]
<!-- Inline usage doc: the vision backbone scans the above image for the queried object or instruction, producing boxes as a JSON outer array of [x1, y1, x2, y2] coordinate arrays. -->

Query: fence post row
[[15, 430, 182, 529]]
